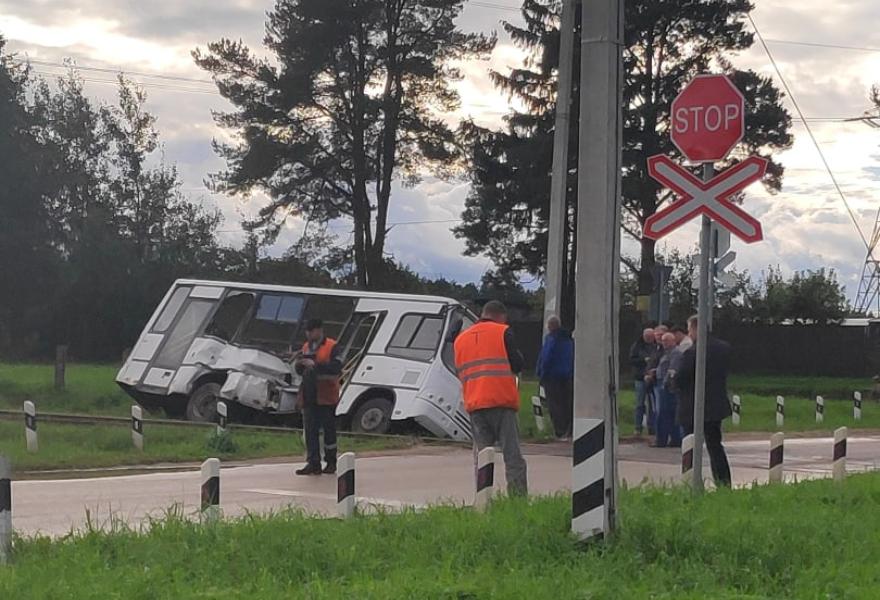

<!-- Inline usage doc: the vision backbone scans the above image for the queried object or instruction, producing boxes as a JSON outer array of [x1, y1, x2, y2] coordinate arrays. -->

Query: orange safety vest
[[454, 320, 519, 413], [298, 338, 341, 407]]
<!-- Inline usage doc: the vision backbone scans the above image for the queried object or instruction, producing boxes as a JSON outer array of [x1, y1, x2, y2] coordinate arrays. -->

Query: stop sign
[[670, 74, 744, 163]]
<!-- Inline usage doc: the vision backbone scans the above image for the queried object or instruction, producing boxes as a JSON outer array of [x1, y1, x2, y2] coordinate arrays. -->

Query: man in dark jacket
[[629, 328, 658, 435], [536, 316, 574, 439], [675, 315, 732, 487]]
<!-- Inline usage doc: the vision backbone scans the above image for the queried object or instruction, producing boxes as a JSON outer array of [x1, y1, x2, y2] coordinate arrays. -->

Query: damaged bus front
[[116, 280, 475, 441]]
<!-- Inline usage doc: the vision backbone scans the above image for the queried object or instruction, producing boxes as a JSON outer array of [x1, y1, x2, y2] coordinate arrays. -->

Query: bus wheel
[[187, 383, 221, 422], [351, 397, 393, 435]]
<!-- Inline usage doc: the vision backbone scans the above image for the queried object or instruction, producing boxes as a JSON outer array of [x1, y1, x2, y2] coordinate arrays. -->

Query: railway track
[[0, 408, 464, 445]]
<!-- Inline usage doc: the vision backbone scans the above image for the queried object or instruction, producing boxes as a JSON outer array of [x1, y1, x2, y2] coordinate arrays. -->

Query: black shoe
[[295, 463, 322, 476], [322, 462, 336, 474]]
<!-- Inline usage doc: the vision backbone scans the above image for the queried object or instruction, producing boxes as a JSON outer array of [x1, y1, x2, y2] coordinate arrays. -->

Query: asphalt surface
[[11, 434, 880, 537]]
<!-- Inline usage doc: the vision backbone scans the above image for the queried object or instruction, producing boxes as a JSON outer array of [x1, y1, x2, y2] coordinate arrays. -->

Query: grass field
[[3, 473, 880, 597], [0, 420, 411, 473], [0, 363, 131, 416]]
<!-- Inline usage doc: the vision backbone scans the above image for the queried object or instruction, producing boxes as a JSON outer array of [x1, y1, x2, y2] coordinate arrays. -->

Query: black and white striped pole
[[337, 452, 356, 519], [854, 391, 862, 421], [474, 447, 495, 512], [731, 395, 741, 426], [776, 396, 784, 428], [0, 456, 11, 565], [681, 434, 695, 483], [200, 458, 220, 522], [531, 392, 546, 434], [217, 401, 228, 435], [572, 419, 605, 539], [23, 401, 37, 453], [816, 395, 824, 424], [131, 405, 144, 451], [833, 427, 847, 482], [769, 432, 784, 484]]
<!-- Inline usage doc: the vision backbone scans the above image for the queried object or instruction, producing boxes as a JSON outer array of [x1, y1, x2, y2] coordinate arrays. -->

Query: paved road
[[11, 434, 880, 537]]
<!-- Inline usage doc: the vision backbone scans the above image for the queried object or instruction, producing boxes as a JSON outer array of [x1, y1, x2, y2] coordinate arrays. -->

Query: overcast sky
[[2, 0, 879, 300]]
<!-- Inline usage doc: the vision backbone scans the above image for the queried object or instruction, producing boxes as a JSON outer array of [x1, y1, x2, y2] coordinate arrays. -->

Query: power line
[[749, 14, 873, 258], [764, 38, 880, 54], [469, 1, 521, 13], [15, 58, 215, 86]]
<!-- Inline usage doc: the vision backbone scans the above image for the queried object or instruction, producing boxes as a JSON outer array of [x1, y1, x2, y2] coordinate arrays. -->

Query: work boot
[[295, 463, 322, 476], [322, 462, 336, 475]]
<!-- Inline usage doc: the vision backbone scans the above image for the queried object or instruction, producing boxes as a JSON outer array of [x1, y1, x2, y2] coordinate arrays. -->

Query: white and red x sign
[[643, 155, 767, 243]]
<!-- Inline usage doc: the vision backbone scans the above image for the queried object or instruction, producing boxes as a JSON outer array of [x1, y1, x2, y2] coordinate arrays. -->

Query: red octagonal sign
[[671, 74, 744, 163]]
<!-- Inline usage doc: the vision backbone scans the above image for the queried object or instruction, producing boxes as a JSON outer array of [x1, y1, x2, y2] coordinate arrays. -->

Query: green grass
[[4, 474, 880, 597], [728, 374, 872, 400], [0, 420, 411, 473], [0, 363, 131, 416]]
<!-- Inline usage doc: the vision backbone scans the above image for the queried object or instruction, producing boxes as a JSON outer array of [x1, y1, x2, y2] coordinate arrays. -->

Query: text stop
[[673, 104, 741, 134]]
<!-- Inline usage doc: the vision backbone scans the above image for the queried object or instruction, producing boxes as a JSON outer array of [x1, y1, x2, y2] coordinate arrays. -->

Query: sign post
[[644, 74, 763, 492]]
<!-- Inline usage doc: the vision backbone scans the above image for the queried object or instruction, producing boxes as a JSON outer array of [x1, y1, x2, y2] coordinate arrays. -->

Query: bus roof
[[175, 278, 463, 306]]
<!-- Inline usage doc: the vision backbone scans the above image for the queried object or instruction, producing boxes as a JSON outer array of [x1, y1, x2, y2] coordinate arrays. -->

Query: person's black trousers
[[541, 378, 573, 438], [303, 404, 337, 467], [683, 420, 731, 487]]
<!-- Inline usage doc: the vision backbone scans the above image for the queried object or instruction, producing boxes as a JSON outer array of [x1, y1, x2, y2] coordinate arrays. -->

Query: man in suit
[[675, 315, 733, 487]]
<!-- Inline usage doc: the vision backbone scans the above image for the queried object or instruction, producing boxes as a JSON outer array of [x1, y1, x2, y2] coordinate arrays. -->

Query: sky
[[1, 0, 879, 300]]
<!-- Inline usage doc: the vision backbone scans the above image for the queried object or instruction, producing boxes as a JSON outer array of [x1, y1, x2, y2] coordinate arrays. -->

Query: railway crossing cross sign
[[643, 155, 767, 243]]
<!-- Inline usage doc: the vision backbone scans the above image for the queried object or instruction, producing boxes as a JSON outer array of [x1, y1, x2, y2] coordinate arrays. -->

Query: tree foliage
[[194, 0, 493, 289]]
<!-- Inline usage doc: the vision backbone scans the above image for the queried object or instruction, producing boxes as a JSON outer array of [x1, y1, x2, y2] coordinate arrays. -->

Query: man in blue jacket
[[536, 316, 574, 439]]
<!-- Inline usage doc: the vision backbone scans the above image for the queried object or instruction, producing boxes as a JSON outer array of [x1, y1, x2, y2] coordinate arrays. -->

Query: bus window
[[205, 292, 254, 341], [153, 300, 215, 369], [151, 286, 191, 333], [387, 314, 445, 361], [291, 295, 355, 348], [237, 293, 305, 354], [338, 312, 382, 361]]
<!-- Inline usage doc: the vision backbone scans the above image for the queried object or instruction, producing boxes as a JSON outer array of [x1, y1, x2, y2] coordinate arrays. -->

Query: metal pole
[[571, 0, 622, 539], [692, 163, 714, 492], [544, 0, 577, 326]]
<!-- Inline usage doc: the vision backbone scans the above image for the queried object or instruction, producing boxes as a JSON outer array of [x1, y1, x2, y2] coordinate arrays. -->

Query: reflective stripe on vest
[[453, 321, 519, 413]]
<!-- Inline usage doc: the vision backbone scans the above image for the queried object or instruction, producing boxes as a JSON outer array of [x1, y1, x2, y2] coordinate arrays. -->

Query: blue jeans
[[655, 387, 682, 447]]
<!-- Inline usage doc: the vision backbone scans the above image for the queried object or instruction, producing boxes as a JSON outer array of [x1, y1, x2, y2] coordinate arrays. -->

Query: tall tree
[[456, 0, 793, 311], [194, 0, 494, 288]]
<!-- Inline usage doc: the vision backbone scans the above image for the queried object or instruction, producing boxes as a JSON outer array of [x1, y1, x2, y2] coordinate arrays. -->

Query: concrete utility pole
[[571, 0, 622, 540], [543, 0, 577, 328]]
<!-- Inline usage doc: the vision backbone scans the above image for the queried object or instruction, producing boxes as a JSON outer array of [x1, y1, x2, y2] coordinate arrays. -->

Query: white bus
[[116, 279, 476, 440]]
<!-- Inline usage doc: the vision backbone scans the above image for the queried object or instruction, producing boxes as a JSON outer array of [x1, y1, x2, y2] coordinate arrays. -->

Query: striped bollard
[[731, 395, 741, 426], [200, 458, 221, 522], [0, 456, 11, 565], [776, 396, 784, 428], [769, 432, 784, 484], [131, 405, 144, 451], [474, 447, 495, 512], [217, 401, 228, 435], [531, 393, 545, 433], [816, 396, 825, 424], [23, 401, 37, 453], [854, 391, 862, 421], [681, 434, 695, 483], [337, 452, 356, 519], [572, 418, 605, 540], [833, 427, 847, 482]]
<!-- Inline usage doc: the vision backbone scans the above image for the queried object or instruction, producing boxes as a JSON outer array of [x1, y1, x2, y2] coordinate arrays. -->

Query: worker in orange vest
[[454, 300, 528, 495], [294, 319, 343, 476]]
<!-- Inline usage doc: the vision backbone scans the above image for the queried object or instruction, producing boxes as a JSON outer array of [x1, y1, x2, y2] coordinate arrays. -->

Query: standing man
[[653, 332, 681, 448], [629, 328, 657, 436], [536, 315, 574, 439], [294, 319, 343, 476], [676, 315, 733, 487], [454, 300, 528, 496]]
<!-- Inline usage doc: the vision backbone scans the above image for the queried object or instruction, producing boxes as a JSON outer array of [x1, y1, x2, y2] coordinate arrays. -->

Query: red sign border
[[643, 154, 767, 243], [670, 74, 746, 164]]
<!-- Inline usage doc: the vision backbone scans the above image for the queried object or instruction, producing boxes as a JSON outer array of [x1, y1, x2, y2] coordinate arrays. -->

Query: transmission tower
[[855, 207, 880, 315]]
